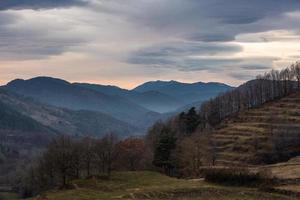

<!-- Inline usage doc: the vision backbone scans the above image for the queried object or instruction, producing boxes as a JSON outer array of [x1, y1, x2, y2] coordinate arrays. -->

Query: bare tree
[[291, 62, 300, 89], [116, 137, 146, 171], [95, 133, 119, 177], [80, 137, 95, 177], [45, 136, 74, 187]]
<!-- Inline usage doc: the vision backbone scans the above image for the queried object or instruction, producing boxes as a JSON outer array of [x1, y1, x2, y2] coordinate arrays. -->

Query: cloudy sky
[[0, 0, 300, 88]]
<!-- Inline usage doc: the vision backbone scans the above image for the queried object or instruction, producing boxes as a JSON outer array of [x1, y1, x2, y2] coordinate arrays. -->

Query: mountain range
[[0, 77, 232, 184], [1, 77, 233, 138]]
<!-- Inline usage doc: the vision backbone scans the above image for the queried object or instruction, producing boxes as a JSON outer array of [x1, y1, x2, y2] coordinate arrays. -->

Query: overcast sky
[[0, 0, 300, 88]]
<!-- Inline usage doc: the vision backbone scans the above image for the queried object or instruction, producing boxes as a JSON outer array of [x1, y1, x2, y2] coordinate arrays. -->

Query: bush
[[203, 167, 272, 187]]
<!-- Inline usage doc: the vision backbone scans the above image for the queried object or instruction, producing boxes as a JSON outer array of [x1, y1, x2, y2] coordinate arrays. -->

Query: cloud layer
[[0, 0, 87, 10], [0, 0, 300, 87]]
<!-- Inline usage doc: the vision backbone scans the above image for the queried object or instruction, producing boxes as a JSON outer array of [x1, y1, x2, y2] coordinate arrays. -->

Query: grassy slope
[[259, 156, 300, 180], [256, 156, 300, 195], [30, 171, 294, 200], [208, 92, 300, 196], [212, 92, 300, 166], [0, 192, 19, 200]]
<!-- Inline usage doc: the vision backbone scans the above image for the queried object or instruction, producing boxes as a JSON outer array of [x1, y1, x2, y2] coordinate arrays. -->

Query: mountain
[[0, 95, 56, 152], [133, 80, 233, 104], [75, 81, 232, 113], [129, 91, 183, 113], [4, 77, 233, 131], [0, 88, 140, 186], [5, 77, 160, 128], [0, 89, 137, 137], [75, 83, 183, 113], [73, 83, 131, 97]]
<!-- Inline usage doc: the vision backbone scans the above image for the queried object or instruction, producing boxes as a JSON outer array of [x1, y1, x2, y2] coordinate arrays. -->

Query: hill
[[4, 77, 231, 128], [5, 77, 149, 122], [5, 77, 161, 129], [133, 80, 233, 104], [29, 171, 293, 200], [0, 89, 137, 137], [211, 91, 300, 166], [0, 97, 55, 149]]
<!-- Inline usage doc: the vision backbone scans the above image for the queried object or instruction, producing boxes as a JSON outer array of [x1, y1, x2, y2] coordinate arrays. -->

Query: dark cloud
[[127, 40, 277, 76], [187, 34, 235, 42], [0, 0, 299, 85], [96, 0, 300, 42], [128, 42, 242, 61], [0, 11, 88, 60], [228, 72, 257, 81], [0, 13, 18, 24], [0, 0, 87, 10], [180, 57, 276, 72], [127, 42, 243, 71], [240, 64, 272, 70]]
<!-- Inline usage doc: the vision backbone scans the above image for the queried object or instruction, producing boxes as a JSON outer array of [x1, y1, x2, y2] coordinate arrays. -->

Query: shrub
[[203, 167, 273, 187]]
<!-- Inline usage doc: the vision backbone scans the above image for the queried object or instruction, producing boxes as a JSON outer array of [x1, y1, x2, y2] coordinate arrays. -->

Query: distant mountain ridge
[[0, 88, 137, 138], [75, 82, 184, 113], [75, 80, 233, 113], [5, 77, 161, 129], [3, 77, 232, 132], [133, 80, 233, 104]]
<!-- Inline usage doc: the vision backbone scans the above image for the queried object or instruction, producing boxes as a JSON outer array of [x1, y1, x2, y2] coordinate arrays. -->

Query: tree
[[152, 127, 177, 176], [71, 140, 83, 179], [80, 137, 95, 177], [44, 136, 74, 187], [291, 62, 300, 88], [178, 132, 216, 176], [116, 137, 146, 171], [95, 133, 119, 177], [185, 107, 200, 134]]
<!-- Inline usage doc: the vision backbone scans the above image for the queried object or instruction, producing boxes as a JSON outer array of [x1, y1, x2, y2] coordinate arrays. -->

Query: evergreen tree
[[153, 127, 177, 176]]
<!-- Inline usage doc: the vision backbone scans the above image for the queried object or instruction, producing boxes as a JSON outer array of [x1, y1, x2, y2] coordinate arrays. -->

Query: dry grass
[[29, 171, 294, 200], [256, 156, 300, 180], [211, 92, 300, 166]]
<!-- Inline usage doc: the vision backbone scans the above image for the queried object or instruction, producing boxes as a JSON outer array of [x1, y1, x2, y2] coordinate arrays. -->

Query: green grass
[[30, 171, 295, 200], [0, 192, 19, 200]]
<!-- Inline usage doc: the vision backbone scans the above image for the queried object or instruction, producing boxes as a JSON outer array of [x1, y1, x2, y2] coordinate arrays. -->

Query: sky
[[0, 0, 300, 89]]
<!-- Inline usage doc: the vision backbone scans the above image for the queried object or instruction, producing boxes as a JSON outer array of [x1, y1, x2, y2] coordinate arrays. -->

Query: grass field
[[0, 192, 19, 200], [30, 171, 296, 200]]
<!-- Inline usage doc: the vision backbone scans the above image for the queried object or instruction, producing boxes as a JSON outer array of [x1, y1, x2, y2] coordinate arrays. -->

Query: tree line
[[16, 133, 150, 197]]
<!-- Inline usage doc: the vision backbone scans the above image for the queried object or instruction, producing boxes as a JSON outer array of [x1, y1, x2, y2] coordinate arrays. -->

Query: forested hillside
[[0, 89, 137, 137], [5, 77, 159, 129], [134, 80, 233, 105], [147, 62, 300, 176]]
